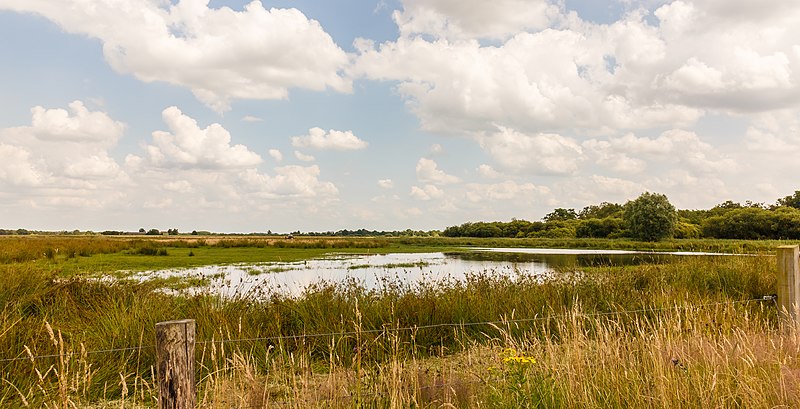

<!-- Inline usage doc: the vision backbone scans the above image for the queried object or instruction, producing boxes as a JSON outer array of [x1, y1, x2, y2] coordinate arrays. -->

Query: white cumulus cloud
[[410, 184, 444, 201], [415, 158, 460, 184], [393, 0, 559, 40], [0, 1, 352, 112], [240, 165, 338, 199], [268, 149, 284, 162], [29, 100, 125, 144], [291, 127, 369, 150], [144, 107, 263, 169], [294, 151, 316, 162], [479, 128, 583, 175]]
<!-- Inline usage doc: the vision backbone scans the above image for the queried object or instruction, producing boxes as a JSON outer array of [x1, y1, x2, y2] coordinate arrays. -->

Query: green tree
[[543, 208, 577, 222], [777, 190, 800, 209], [575, 218, 625, 238], [578, 202, 624, 219], [624, 192, 678, 241]]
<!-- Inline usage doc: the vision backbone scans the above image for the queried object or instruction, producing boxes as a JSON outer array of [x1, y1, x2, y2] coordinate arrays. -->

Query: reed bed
[[0, 237, 792, 407]]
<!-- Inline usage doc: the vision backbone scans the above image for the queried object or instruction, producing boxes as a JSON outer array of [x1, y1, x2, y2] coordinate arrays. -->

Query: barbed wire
[[0, 345, 153, 364], [195, 297, 774, 346], [0, 296, 777, 364]]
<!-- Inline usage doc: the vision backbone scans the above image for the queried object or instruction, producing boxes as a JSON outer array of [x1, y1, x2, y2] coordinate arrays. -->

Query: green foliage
[[0, 238, 779, 407], [443, 220, 546, 238], [674, 220, 701, 239], [702, 206, 800, 239], [777, 190, 800, 209], [441, 189, 800, 241], [578, 202, 624, 219], [624, 192, 678, 241], [543, 208, 578, 222], [575, 218, 625, 238]]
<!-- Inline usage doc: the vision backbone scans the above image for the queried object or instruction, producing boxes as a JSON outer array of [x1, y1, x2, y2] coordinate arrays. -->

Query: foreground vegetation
[[0, 236, 796, 407]]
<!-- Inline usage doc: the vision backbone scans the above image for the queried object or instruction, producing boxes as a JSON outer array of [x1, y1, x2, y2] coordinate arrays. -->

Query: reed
[[0, 237, 790, 407]]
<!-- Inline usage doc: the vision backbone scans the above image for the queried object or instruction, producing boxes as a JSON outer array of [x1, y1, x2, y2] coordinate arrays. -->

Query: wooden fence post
[[777, 246, 800, 329], [156, 319, 196, 409]]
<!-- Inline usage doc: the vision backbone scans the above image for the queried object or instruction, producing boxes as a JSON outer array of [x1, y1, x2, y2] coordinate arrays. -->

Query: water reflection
[[452, 250, 670, 268], [126, 249, 726, 299]]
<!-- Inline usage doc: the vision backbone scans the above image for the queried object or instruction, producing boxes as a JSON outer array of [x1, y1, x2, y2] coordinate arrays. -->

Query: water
[[125, 248, 729, 299]]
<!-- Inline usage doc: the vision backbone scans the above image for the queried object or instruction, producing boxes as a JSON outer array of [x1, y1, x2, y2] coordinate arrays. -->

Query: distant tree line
[[295, 229, 438, 237], [443, 190, 800, 241]]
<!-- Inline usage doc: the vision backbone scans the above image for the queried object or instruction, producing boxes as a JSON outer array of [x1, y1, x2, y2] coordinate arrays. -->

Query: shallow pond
[[124, 248, 731, 299]]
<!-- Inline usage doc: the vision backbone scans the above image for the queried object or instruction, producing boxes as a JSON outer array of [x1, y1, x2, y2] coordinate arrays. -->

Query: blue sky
[[0, 0, 799, 233]]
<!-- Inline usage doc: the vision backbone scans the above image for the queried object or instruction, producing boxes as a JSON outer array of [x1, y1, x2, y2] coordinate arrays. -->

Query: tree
[[578, 202, 624, 219], [543, 208, 577, 222], [777, 190, 800, 209], [575, 218, 625, 238], [624, 192, 677, 241]]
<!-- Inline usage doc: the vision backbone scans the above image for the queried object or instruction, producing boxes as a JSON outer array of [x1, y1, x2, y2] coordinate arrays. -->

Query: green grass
[[0, 235, 794, 407]]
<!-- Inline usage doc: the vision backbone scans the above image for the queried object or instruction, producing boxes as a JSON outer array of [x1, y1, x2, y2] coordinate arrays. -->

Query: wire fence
[[0, 295, 778, 365]]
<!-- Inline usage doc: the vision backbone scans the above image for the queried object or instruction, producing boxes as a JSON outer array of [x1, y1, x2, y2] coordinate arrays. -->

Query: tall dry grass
[[0, 238, 791, 407]]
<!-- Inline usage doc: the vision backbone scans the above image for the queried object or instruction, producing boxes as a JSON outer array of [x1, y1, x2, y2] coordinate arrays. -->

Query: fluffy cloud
[[0, 101, 131, 212], [0, 100, 344, 229], [744, 111, 800, 152], [294, 151, 316, 162], [354, 0, 800, 144], [163, 180, 193, 193], [144, 107, 262, 169], [268, 149, 284, 161], [410, 184, 444, 201], [0, 144, 45, 186], [478, 128, 583, 175], [584, 129, 736, 175], [0, 102, 127, 187], [393, 0, 559, 40], [465, 180, 548, 202], [378, 179, 394, 189], [354, 16, 700, 136], [415, 158, 460, 184], [240, 165, 338, 199], [476, 164, 502, 179], [291, 127, 369, 150], [0, 1, 351, 112], [29, 101, 125, 144]]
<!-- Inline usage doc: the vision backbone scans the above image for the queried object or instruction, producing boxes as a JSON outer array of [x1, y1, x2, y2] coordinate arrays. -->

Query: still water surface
[[128, 248, 727, 298]]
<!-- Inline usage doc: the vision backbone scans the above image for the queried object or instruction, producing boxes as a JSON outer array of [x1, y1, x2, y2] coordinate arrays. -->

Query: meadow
[[0, 235, 795, 407]]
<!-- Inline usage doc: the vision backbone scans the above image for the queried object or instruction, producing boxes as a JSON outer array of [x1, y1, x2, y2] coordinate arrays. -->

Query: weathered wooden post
[[777, 245, 800, 329], [156, 319, 196, 409]]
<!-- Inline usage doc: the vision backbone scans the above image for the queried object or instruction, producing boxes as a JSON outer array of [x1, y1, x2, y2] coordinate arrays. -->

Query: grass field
[[0, 235, 796, 407]]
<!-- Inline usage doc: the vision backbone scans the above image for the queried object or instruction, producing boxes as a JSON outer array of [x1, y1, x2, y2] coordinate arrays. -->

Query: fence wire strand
[[1, 296, 775, 364], [196, 297, 771, 346]]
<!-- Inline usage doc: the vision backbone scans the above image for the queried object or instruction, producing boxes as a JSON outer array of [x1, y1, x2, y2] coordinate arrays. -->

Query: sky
[[0, 0, 799, 233]]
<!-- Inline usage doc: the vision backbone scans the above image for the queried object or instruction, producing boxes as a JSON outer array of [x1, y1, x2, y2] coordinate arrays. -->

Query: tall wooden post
[[777, 246, 800, 328], [156, 319, 196, 409]]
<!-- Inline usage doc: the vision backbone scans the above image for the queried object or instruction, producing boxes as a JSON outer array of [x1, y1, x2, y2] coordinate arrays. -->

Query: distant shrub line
[[444, 191, 800, 241]]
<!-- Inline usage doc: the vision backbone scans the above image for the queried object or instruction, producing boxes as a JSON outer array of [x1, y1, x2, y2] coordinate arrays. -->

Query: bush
[[624, 192, 677, 242], [575, 218, 625, 238]]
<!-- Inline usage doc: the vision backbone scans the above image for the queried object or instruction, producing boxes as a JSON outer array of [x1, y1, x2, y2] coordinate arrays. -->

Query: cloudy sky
[[0, 0, 798, 233]]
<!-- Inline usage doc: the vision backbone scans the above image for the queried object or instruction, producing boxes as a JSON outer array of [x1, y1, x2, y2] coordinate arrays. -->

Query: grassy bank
[[0, 236, 793, 407], [2, 235, 792, 276]]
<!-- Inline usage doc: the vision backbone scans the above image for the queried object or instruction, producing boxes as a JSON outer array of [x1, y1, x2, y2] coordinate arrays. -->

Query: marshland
[[0, 234, 795, 408]]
